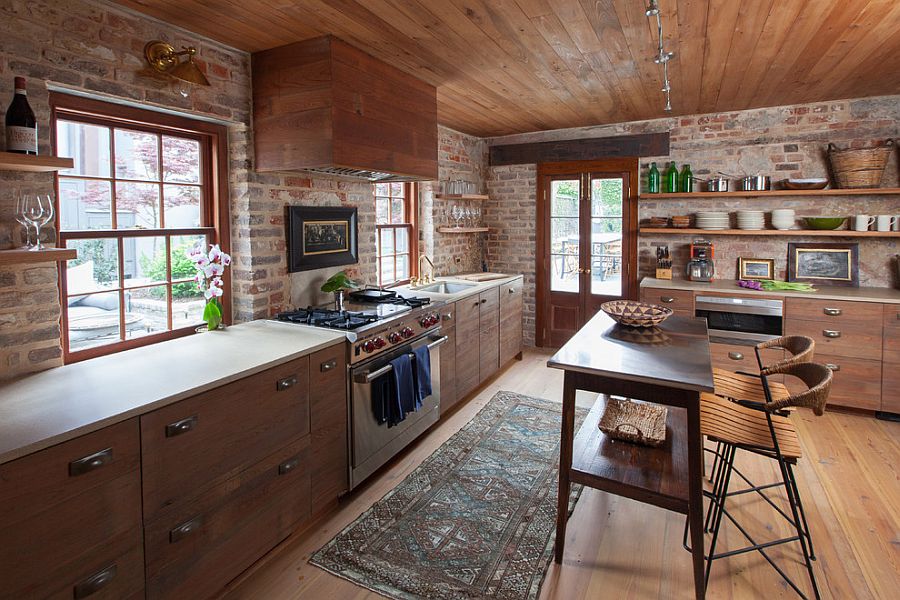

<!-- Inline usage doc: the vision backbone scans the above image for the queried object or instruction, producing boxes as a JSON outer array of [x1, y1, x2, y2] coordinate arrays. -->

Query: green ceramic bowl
[[805, 216, 846, 230]]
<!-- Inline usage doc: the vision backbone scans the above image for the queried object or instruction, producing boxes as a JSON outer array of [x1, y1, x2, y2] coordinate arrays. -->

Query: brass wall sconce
[[144, 40, 210, 87]]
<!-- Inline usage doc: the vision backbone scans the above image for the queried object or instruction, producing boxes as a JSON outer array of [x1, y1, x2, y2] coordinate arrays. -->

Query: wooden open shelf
[[0, 152, 74, 172], [0, 247, 76, 265], [640, 228, 900, 237], [434, 193, 490, 201], [639, 188, 900, 200], [437, 226, 490, 233]]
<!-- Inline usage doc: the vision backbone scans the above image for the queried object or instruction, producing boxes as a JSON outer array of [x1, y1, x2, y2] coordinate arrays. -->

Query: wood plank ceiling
[[112, 0, 900, 137]]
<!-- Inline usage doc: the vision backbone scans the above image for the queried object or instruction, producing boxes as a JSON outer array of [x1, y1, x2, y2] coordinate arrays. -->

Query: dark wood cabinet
[[309, 344, 349, 514], [0, 419, 145, 600], [499, 278, 524, 366], [438, 302, 458, 413], [881, 304, 900, 414], [640, 287, 694, 317]]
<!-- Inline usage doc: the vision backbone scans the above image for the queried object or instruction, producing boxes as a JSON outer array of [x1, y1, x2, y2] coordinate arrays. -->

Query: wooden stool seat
[[713, 368, 791, 404], [700, 392, 802, 459]]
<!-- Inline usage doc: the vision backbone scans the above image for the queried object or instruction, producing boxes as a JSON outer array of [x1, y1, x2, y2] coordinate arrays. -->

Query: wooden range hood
[[252, 36, 438, 181]]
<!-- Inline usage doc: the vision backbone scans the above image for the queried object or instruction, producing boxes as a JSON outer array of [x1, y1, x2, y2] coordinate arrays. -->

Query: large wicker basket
[[827, 139, 894, 189], [601, 300, 672, 328]]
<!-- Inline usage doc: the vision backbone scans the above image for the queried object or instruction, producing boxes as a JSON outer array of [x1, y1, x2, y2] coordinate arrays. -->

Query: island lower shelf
[[571, 395, 689, 513]]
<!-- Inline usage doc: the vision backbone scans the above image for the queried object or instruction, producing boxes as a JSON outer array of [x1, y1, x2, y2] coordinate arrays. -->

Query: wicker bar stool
[[691, 361, 833, 600]]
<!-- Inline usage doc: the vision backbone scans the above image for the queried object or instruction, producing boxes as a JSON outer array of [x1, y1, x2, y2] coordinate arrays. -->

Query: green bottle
[[647, 162, 660, 194], [680, 164, 693, 193], [664, 161, 679, 193]]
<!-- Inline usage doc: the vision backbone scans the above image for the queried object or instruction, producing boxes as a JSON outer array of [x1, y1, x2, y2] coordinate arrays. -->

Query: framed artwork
[[738, 257, 775, 280], [787, 242, 858, 287], [287, 206, 358, 272]]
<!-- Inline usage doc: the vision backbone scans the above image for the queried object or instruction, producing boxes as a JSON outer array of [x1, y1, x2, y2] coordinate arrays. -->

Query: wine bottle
[[664, 161, 679, 193], [647, 162, 660, 193], [680, 164, 693, 192], [5, 77, 37, 155]]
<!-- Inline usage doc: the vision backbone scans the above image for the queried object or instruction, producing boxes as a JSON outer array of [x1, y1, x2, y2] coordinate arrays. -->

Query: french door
[[536, 159, 638, 347]]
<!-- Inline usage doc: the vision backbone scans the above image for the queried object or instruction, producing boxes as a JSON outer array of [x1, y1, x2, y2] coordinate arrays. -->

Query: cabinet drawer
[[439, 302, 456, 331], [145, 436, 311, 599], [309, 344, 348, 512], [641, 288, 693, 314], [500, 279, 523, 306], [786, 298, 882, 324], [0, 420, 143, 600], [480, 287, 500, 325], [784, 318, 882, 361], [709, 342, 784, 374], [141, 357, 310, 519], [883, 305, 900, 363], [786, 354, 881, 411]]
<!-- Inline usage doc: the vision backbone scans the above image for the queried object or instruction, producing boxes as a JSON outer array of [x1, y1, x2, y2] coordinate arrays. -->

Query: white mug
[[876, 215, 897, 232], [854, 215, 876, 231], [893, 216, 900, 232]]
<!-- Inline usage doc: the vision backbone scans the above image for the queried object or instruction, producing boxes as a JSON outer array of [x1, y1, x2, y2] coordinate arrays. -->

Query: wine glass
[[451, 205, 462, 228], [23, 194, 54, 251], [14, 193, 33, 248]]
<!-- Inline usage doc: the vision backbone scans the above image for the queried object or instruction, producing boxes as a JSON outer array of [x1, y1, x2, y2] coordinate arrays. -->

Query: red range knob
[[401, 327, 414, 339], [373, 337, 386, 348], [388, 332, 403, 344], [430, 314, 440, 326], [361, 340, 375, 353]]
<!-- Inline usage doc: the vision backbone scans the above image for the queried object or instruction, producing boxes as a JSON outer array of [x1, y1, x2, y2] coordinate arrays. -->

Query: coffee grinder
[[686, 239, 715, 282]]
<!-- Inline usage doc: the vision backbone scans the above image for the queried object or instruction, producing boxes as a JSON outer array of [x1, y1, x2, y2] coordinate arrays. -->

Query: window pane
[[375, 197, 389, 224], [551, 218, 579, 255], [379, 228, 393, 256], [171, 236, 207, 329], [125, 236, 167, 288], [379, 257, 395, 285], [591, 178, 623, 217], [59, 178, 112, 230], [551, 180, 579, 217], [374, 183, 390, 196], [162, 136, 201, 184], [67, 291, 122, 352], [66, 238, 119, 294], [116, 181, 160, 229], [164, 185, 201, 228], [396, 254, 409, 281], [395, 227, 409, 252], [550, 255, 579, 292], [390, 182, 403, 196], [391, 198, 404, 224], [114, 129, 159, 181], [57, 121, 110, 178], [126, 285, 168, 341]]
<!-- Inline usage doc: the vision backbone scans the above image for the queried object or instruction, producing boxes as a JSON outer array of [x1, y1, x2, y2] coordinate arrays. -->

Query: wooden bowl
[[782, 178, 829, 190], [601, 300, 673, 328]]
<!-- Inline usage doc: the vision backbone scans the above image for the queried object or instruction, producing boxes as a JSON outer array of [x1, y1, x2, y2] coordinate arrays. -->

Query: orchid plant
[[187, 243, 231, 331]]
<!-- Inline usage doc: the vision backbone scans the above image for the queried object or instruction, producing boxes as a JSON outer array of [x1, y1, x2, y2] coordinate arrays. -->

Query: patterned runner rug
[[310, 390, 587, 600]]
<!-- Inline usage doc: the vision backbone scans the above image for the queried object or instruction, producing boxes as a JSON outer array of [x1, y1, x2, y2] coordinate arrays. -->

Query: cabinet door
[[881, 304, 900, 413], [309, 344, 348, 512], [440, 325, 459, 414], [500, 279, 524, 366], [479, 287, 500, 383], [456, 295, 481, 399]]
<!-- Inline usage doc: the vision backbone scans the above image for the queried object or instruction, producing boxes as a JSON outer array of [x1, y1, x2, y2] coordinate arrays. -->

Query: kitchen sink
[[455, 272, 511, 282], [415, 281, 477, 294]]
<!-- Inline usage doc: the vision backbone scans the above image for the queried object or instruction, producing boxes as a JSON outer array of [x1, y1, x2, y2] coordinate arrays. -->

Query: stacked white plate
[[696, 211, 730, 230], [736, 210, 765, 230]]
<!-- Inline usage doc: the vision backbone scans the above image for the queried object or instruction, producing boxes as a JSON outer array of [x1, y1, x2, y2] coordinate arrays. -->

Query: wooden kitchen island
[[548, 312, 714, 599]]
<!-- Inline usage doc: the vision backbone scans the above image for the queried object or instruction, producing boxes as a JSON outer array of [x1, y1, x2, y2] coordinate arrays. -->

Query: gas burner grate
[[276, 307, 380, 330]]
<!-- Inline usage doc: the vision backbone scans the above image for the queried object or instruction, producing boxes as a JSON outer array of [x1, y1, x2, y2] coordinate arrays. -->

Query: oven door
[[695, 295, 783, 343], [349, 333, 447, 488]]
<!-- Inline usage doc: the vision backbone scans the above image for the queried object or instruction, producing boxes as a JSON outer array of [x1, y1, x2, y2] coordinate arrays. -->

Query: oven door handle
[[355, 336, 449, 383]]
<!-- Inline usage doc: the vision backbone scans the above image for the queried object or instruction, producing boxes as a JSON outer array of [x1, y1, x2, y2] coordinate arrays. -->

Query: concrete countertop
[[641, 277, 900, 304], [0, 320, 346, 465], [396, 273, 524, 302]]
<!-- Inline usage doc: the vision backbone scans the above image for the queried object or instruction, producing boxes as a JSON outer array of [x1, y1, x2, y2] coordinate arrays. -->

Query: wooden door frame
[[535, 158, 639, 347]]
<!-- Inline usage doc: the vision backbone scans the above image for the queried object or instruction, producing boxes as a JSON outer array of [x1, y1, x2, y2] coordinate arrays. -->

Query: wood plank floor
[[223, 350, 900, 600]]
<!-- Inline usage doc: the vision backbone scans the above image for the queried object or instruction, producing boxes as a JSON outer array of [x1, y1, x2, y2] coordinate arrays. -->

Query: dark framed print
[[787, 242, 858, 287], [287, 206, 358, 272], [739, 257, 775, 280]]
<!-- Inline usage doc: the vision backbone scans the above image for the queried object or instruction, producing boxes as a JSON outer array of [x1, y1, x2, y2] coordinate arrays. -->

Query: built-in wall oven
[[349, 332, 447, 489], [695, 295, 783, 344]]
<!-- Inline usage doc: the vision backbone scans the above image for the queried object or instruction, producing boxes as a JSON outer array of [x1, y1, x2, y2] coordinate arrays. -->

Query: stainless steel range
[[275, 289, 447, 489]]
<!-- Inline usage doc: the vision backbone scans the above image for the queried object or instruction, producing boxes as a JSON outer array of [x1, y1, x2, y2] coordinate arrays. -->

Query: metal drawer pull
[[356, 336, 449, 383], [480, 298, 487, 304], [276, 375, 298, 391], [170, 516, 202, 543], [825, 363, 840, 372], [278, 456, 300, 475], [69, 448, 113, 477], [443, 313, 453, 320], [823, 330, 841, 338], [823, 307, 842, 316], [165, 415, 198, 438], [508, 287, 515, 294], [73, 564, 117, 599], [320, 359, 337, 372], [660, 296, 675, 303], [727, 352, 744, 361]]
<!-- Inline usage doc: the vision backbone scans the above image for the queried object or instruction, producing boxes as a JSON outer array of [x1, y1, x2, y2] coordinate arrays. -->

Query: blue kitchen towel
[[412, 344, 432, 409], [372, 372, 400, 426], [390, 353, 418, 417]]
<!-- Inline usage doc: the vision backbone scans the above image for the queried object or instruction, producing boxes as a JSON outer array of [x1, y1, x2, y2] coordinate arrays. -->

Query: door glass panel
[[590, 177, 625, 297], [550, 179, 580, 292]]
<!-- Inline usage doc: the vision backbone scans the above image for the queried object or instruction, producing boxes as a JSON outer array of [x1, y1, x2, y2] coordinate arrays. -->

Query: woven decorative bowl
[[601, 300, 673, 328]]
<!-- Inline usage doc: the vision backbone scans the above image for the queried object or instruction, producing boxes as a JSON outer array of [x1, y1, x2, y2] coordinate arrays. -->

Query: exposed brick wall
[[0, 264, 62, 373], [486, 95, 900, 346]]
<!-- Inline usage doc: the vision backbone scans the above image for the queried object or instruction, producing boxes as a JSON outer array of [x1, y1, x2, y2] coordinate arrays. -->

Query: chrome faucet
[[411, 255, 435, 286]]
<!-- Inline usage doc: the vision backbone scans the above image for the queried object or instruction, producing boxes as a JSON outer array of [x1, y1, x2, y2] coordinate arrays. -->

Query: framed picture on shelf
[[738, 257, 775, 280], [287, 206, 358, 272], [787, 242, 858, 287]]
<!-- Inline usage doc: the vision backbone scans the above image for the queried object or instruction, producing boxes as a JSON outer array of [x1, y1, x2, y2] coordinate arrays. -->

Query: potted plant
[[187, 243, 231, 331], [321, 270, 360, 310]]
